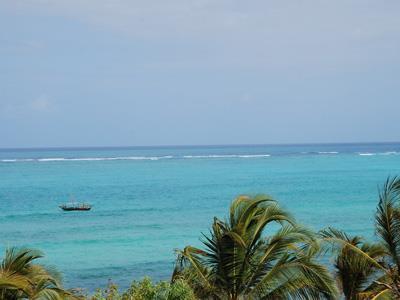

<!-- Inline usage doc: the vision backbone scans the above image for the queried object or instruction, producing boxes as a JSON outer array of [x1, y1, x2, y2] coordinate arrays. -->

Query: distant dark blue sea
[[1, 143, 400, 291]]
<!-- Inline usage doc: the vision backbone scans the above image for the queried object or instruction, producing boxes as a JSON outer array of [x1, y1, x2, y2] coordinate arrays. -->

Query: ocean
[[1, 143, 400, 291]]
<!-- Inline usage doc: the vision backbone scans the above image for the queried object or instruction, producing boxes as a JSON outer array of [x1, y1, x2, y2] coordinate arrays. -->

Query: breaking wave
[[183, 154, 271, 159], [1, 154, 272, 163], [1, 156, 174, 163], [2, 151, 400, 163], [317, 151, 339, 154], [358, 152, 400, 156], [380, 151, 400, 155]]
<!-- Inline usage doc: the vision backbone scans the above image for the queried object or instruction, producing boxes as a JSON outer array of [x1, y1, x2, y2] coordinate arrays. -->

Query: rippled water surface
[[1, 143, 400, 290]]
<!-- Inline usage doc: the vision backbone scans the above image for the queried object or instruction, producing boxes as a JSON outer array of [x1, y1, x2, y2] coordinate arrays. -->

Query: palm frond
[[320, 227, 387, 299], [175, 195, 337, 299], [376, 176, 400, 270], [0, 247, 74, 300], [320, 227, 385, 271]]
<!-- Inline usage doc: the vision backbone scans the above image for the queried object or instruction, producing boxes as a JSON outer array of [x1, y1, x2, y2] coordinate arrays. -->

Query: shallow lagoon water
[[1, 143, 400, 290]]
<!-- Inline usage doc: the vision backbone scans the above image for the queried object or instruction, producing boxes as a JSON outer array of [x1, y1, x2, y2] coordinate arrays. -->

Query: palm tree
[[321, 176, 400, 299], [0, 247, 81, 300], [173, 195, 338, 299], [320, 228, 386, 299], [373, 176, 400, 298]]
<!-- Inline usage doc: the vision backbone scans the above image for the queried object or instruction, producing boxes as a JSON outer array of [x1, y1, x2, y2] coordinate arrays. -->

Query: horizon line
[[1, 140, 400, 151]]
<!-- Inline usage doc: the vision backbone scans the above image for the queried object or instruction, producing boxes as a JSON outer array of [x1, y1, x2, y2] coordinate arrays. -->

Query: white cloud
[[239, 93, 253, 104], [0, 0, 400, 72], [30, 94, 52, 112], [0, 95, 53, 117], [2, 0, 400, 70]]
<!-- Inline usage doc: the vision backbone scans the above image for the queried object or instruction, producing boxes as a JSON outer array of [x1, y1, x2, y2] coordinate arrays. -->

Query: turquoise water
[[1, 143, 400, 290]]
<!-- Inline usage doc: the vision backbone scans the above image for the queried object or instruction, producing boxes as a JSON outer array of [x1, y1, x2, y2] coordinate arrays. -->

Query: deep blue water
[[1, 143, 400, 291]]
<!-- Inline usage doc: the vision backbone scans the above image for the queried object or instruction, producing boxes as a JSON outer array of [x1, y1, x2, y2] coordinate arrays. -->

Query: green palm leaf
[[0, 247, 80, 300], [174, 195, 338, 299], [320, 227, 386, 299], [376, 176, 400, 269]]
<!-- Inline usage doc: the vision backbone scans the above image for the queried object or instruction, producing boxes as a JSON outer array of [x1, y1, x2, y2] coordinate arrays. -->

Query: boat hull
[[60, 207, 91, 211]]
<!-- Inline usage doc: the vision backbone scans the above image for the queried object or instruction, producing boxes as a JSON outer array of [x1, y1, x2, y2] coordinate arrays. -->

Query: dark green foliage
[[174, 195, 338, 299], [374, 176, 400, 297], [321, 176, 400, 299], [0, 247, 81, 300], [90, 277, 195, 300], [320, 228, 386, 299]]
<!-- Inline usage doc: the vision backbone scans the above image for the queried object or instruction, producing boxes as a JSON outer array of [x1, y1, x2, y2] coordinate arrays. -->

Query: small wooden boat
[[59, 202, 92, 211]]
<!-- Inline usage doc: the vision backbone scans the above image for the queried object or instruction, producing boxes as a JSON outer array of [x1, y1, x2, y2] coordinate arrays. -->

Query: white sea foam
[[49, 156, 174, 161], [65, 156, 173, 161], [67, 157, 108, 161], [318, 151, 339, 154], [1, 159, 34, 162], [1, 156, 174, 163], [38, 158, 67, 161], [1, 154, 271, 162], [357, 151, 400, 156], [183, 154, 270, 159], [379, 151, 399, 155], [238, 154, 271, 158]]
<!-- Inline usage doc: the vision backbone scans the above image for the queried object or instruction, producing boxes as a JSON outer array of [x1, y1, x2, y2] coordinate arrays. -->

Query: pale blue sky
[[1, 1, 400, 148]]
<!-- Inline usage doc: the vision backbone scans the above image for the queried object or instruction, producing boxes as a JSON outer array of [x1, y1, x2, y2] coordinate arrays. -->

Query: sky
[[1, 1, 400, 148]]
